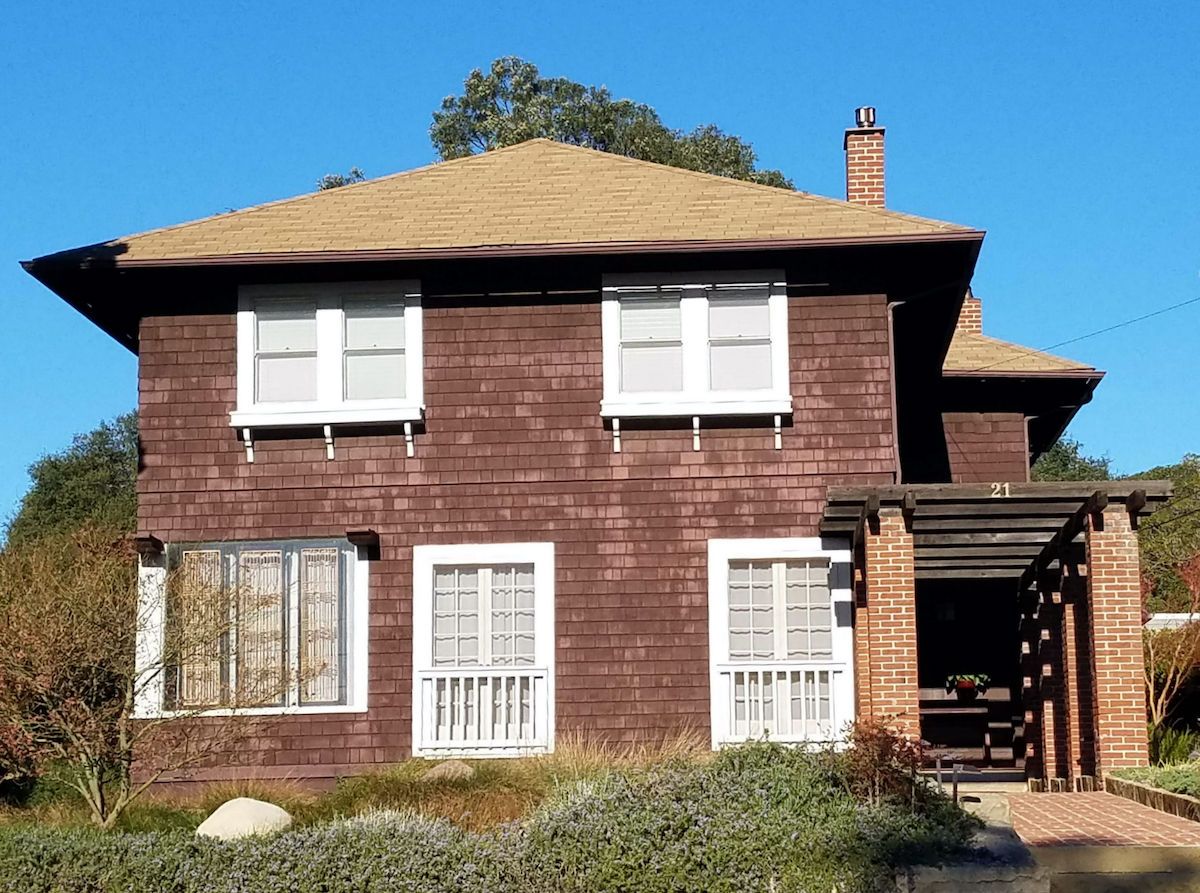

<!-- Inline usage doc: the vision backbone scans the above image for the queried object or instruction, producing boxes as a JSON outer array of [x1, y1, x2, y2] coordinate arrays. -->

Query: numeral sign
[[990, 482, 1012, 498]]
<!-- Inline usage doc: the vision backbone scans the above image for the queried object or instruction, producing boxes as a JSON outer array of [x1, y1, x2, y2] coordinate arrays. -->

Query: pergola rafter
[[820, 481, 1172, 582]]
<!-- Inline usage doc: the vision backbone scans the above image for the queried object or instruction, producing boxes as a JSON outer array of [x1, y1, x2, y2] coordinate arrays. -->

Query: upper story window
[[231, 281, 423, 428], [600, 271, 791, 418]]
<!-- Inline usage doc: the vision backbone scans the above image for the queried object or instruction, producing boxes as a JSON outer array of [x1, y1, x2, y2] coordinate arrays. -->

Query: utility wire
[[961, 295, 1200, 375]]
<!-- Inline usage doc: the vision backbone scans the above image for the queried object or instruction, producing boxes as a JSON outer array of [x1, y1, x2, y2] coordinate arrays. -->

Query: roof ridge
[[529, 139, 972, 232], [95, 143, 538, 248]]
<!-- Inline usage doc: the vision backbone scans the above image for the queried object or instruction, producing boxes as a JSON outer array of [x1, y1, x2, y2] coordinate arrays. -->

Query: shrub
[[0, 742, 981, 893], [1149, 722, 1200, 766], [1112, 763, 1200, 798]]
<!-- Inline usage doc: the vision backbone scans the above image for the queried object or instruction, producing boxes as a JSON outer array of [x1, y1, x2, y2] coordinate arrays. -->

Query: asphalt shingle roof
[[943, 330, 1096, 376], [79, 139, 976, 262]]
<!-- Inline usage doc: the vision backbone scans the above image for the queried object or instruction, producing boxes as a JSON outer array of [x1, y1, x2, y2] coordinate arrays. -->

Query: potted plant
[[945, 673, 990, 702]]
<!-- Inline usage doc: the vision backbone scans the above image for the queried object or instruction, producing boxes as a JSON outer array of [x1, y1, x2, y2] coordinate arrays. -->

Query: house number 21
[[990, 482, 1012, 498]]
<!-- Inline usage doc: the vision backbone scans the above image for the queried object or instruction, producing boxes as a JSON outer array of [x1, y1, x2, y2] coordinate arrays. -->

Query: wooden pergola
[[819, 481, 1172, 584]]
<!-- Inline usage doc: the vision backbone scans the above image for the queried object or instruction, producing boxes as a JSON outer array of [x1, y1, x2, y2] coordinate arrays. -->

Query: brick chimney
[[955, 289, 983, 336], [844, 106, 885, 207]]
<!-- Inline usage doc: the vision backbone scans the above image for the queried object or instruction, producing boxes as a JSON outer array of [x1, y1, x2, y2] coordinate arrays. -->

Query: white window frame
[[412, 542, 555, 757], [133, 540, 371, 718], [707, 537, 854, 748], [230, 281, 424, 429], [600, 270, 791, 418]]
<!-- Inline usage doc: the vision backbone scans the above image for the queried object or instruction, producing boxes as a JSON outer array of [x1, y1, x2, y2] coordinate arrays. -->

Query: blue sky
[[1, 2, 1197, 520]]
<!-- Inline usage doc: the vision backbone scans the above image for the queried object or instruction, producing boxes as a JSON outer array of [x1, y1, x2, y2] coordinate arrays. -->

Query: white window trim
[[230, 281, 424, 429], [411, 542, 555, 757], [600, 270, 791, 418], [133, 542, 371, 719], [707, 537, 854, 748]]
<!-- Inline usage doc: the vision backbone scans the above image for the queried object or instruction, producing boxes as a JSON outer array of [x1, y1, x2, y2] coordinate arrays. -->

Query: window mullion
[[315, 296, 342, 405], [680, 291, 708, 398], [773, 561, 788, 662], [479, 567, 493, 666], [287, 547, 301, 707]]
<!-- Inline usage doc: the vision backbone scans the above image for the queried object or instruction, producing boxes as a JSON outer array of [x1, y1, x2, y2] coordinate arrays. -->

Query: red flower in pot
[[945, 673, 990, 702]]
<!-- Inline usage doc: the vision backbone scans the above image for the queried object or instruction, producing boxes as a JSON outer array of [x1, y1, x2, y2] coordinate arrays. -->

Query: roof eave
[[25, 230, 986, 271]]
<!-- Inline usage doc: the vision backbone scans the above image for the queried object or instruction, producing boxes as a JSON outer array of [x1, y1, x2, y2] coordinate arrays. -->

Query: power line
[[963, 295, 1200, 375]]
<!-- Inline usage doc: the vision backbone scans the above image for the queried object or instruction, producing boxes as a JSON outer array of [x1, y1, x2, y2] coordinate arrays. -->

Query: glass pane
[[710, 342, 772, 391], [237, 550, 285, 705], [752, 629, 773, 657], [751, 582, 773, 607], [345, 351, 406, 401], [256, 354, 317, 403], [620, 297, 680, 341], [620, 344, 683, 392], [459, 613, 479, 635], [176, 550, 224, 708], [728, 563, 750, 586], [751, 563, 773, 584], [810, 629, 833, 655], [256, 304, 316, 352], [344, 300, 405, 349], [729, 630, 751, 658], [708, 297, 769, 339], [787, 628, 809, 659]]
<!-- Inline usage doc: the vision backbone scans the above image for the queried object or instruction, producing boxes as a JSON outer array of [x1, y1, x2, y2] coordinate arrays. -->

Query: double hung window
[[232, 281, 423, 428], [601, 271, 790, 417]]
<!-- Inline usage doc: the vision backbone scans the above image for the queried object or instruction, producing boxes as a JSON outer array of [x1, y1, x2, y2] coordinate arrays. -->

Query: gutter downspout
[[886, 299, 905, 484]]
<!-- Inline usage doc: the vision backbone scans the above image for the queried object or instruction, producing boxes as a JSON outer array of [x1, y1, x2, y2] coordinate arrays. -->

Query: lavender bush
[[0, 742, 979, 893]]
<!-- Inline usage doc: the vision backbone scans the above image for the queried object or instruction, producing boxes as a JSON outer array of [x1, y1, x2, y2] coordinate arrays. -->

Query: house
[[23, 108, 1170, 789]]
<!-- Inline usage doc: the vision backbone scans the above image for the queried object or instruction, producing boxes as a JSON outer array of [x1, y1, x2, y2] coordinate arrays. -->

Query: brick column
[[861, 509, 920, 738], [1062, 560, 1095, 778], [853, 542, 874, 716], [1019, 600, 1044, 780], [1085, 506, 1150, 774], [1038, 584, 1072, 786]]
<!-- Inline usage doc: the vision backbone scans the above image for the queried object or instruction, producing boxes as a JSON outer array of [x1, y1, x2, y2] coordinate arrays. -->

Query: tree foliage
[[430, 56, 793, 188], [0, 526, 288, 827], [1031, 437, 1111, 482], [316, 167, 366, 191], [5, 413, 138, 546], [1137, 454, 1200, 613]]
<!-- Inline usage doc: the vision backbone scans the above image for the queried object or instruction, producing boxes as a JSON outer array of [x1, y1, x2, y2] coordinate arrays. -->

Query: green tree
[[5, 413, 138, 546], [1031, 437, 1112, 482], [1138, 454, 1200, 613], [430, 56, 793, 188], [316, 167, 366, 190]]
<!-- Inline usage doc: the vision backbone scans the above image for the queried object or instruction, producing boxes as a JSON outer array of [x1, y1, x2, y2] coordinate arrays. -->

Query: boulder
[[421, 759, 475, 782], [195, 797, 293, 840]]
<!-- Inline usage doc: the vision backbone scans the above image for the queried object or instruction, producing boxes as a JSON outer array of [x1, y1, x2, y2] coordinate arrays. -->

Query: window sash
[[727, 559, 832, 663], [166, 541, 348, 710]]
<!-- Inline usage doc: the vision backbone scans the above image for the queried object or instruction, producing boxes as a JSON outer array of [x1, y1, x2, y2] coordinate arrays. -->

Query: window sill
[[599, 397, 793, 419], [229, 405, 423, 429], [135, 703, 368, 720]]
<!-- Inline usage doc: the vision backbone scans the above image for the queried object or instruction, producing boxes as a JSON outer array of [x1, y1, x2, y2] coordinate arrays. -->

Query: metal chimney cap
[[855, 107, 877, 128]]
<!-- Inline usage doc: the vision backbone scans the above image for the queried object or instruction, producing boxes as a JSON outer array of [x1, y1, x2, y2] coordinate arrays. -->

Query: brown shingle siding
[[942, 412, 1029, 484], [138, 292, 895, 773]]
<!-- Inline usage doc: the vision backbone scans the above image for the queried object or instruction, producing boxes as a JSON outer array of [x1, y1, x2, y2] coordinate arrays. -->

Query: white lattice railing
[[416, 667, 550, 756], [714, 663, 845, 744]]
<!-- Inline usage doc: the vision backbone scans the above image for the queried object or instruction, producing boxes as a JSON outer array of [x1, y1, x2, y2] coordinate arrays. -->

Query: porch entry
[[411, 542, 555, 757], [707, 538, 855, 747], [820, 482, 1172, 784]]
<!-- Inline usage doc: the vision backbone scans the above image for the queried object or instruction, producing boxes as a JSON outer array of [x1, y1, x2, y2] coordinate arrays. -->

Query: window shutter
[[177, 550, 224, 708], [300, 548, 341, 704], [236, 550, 285, 705]]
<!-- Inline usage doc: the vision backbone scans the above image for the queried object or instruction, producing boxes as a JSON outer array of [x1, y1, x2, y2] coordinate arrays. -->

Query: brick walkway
[[1010, 791, 1200, 847]]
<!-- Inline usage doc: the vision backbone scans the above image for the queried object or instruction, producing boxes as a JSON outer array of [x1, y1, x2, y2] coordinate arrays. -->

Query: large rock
[[195, 797, 293, 840], [421, 759, 475, 782]]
